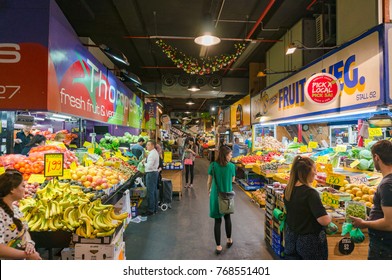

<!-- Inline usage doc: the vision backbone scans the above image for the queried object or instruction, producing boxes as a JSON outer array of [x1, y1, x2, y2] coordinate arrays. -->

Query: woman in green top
[[207, 145, 236, 254]]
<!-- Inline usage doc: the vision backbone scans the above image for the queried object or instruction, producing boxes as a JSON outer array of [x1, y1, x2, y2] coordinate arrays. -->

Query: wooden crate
[[161, 170, 183, 200], [327, 234, 369, 260]]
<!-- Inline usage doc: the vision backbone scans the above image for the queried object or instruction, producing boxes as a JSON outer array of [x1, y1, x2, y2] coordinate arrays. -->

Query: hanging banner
[[251, 25, 384, 124], [144, 103, 157, 130], [231, 95, 250, 128]]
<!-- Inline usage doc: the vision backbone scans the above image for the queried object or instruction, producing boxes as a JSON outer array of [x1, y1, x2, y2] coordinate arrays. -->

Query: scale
[[335, 136, 344, 145]]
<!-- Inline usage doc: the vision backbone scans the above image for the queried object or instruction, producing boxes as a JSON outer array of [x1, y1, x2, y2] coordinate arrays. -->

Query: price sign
[[104, 152, 111, 159], [335, 145, 347, 152], [115, 151, 123, 158], [84, 159, 93, 167], [364, 139, 372, 146], [322, 192, 340, 208], [70, 161, 78, 170], [57, 143, 67, 150], [368, 128, 382, 138], [308, 141, 318, 149], [69, 144, 78, 149], [299, 145, 308, 153], [96, 157, 104, 165], [338, 237, 355, 255], [350, 159, 360, 168], [59, 169, 72, 180], [114, 162, 121, 169], [164, 151, 173, 163], [27, 174, 46, 184], [293, 137, 298, 143], [277, 167, 290, 173], [83, 141, 92, 148], [326, 173, 346, 186], [0, 167, 5, 175], [312, 180, 318, 188], [316, 155, 329, 164], [87, 148, 95, 154], [44, 153, 64, 177], [350, 174, 368, 185]]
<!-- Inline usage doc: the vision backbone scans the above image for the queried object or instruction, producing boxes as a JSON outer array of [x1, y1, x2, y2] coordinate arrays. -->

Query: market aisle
[[124, 158, 275, 260]]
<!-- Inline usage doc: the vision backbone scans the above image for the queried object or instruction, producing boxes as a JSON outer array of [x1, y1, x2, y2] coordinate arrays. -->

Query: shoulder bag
[[212, 162, 235, 214]]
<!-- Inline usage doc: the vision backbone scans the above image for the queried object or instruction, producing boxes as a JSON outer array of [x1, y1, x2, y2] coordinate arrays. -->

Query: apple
[[86, 175, 93, 182]]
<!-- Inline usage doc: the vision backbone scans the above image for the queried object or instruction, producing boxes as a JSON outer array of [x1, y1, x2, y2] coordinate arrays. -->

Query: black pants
[[185, 163, 194, 184], [214, 214, 232, 246]]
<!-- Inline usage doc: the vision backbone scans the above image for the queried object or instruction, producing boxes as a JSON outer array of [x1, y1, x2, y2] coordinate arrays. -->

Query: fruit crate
[[72, 223, 123, 245]]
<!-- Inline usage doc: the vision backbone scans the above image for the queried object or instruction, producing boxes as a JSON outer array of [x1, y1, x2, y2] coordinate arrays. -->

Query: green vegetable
[[365, 140, 377, 151], [358, 159, 370, 170], [346, 201, 366, 220], [359, 150, 372, 160]]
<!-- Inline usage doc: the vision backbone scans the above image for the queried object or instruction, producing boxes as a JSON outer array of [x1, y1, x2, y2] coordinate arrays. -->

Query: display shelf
[[237, 179, 261, 191]]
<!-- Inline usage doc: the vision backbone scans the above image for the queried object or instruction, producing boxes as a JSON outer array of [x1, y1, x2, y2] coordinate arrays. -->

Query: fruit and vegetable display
[[240, 155, 263, 165], [19, 180, 127, 237], [254, 136, 284, 150], [99, 133, 149, 151], [34, 129, 78, 146], [252, 188, 266, 206], [339, 183, 376, 208]]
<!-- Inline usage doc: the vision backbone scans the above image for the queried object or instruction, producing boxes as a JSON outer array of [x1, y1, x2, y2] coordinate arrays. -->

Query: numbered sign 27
[[44, 153, 64, 177]]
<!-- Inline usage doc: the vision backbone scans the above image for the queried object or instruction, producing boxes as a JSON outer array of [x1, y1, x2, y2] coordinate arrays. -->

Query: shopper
[[284, 155, 331, 260], [183, 137, 198, 188], [350, 140, 392, 260], [131, 138, 145, 160], [177, 136, 185, 158], [156, 137, 163, 157], [14, 125, 33, 154], [0, 170, 41, 260], [232, 137, 241, 158], [207, 145, 236, 254], [21, 135, 46, 156], [142, 140, 160, 216]]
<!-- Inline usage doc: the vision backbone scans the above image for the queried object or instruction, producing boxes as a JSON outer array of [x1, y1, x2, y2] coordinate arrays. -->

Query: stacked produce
[[255, 136, 284, 150], [34, 129, 78, 146], [19, 180, 127, 237], [231, 155, 244, 163], [99, 133, 149, 151], [339, 183, 376, 208], [260, 162, 287, 173], [347, 148, 374, 171], [240, 155, 263, 165], [252, 188, 266, 206], [106, 157, 138, 178], [23, 183, 41, 198]]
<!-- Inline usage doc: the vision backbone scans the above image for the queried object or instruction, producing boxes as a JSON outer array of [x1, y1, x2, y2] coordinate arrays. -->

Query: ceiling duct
[[209, 75, 222, 88], [162, 74, 177, 87], [178, 75, 191, 87]]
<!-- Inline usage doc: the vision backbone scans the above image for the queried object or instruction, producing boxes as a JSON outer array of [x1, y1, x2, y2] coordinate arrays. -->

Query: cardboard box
[[61, 248, 75, 260]]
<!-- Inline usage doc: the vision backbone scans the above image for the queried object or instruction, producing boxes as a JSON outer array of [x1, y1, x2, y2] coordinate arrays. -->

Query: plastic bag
[[137, 161, 145, 173], [326, 222, 338, 235], [350, 228, 365, 243], [345, 201, 367, 221], [341, 222, 353, 236]]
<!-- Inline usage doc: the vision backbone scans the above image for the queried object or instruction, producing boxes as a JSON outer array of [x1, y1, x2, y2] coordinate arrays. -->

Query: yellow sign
[[316, 155, 329, 164], [316, 163, 333, 174], [104, 152, 111, 159], [44, 153, 64, 177], [326, 173, 346, 187], [27, 174, 46, 184], [335, 145, 347, 152], [364, 139, 372, 146], [293, 137, 298, 143], [277, 167, 290, 173], [59, 169, 72, 180], [87, 148, 95, 155], [299, 145, 308, 153], [350, 159, 361, 168], [114, 162, 121, 169], [308, 141, 318, 149], [83, 141, 92, 148], [368, 128, 383, 138], [69, 144, 78, 149], [0, 167, 5, 175], [322, 192, 340, 208], [96, 157, 104, 165], [57, 143, 67, 150], [164, 151, 173, 163], [70, 162, 78, 170], [84, 159, 93, 167], [115, 151, 122, 158]]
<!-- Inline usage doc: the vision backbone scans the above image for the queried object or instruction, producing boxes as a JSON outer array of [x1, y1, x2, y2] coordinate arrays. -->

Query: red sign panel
[[305, 73, 340, 105]]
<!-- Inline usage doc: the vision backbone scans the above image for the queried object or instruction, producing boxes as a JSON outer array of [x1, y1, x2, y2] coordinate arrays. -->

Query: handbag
[[184, 158, 193, 165], [212, 162, 235, 214]]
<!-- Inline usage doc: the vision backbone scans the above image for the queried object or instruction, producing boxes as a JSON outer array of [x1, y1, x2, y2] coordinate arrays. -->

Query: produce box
[[61, 247, 75, 260], [72, 223, 123, 245]]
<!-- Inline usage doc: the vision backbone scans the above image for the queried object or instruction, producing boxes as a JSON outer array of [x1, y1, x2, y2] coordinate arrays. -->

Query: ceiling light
[[211, 106, 216, 111], [286, 41, 339, 55], [188, 83, 200, 92], [121, 70, 142, 86], [257, 69, 296, 76], [52, 113, 71, 119], [194, 14, 220, 46], [185, 111, 191, 114], [286, 44, 297, 55], [137, 86, 149, 95], [186, 99, 195, 105], [99, 44, 130, 66], [34, 117, 45, 121]]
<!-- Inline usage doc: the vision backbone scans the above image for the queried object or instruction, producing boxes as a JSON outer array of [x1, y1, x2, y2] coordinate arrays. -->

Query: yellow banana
[[110, 210, 128, 221], [48, 219, 57, 231], [63, 206, 74, 222], [45, 204, 50, 219], [96, 227, 115, 237]]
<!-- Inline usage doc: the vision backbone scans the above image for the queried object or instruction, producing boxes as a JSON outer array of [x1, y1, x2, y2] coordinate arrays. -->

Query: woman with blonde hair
[[284, 156, 331, 260]]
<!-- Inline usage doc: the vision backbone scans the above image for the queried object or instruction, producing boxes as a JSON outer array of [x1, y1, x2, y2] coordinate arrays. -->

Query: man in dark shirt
[[351, 140, 392, 260], [13, 125, 33, 154], [131, 138, 145, 160]]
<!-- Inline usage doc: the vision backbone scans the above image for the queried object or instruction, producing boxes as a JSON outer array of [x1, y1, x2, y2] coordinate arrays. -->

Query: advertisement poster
[[231, 95, 250, 128], [251, 26, 384, 124], [145, 103, 157, 130]]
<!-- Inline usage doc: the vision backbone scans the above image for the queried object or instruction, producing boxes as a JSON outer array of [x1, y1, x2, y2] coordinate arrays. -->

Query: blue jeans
[[368, 230, 392, 260], [146, 171, 159, 213]]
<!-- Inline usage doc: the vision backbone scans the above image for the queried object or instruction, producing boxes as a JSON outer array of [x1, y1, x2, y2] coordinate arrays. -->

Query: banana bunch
[[73, 199, 128, 238]]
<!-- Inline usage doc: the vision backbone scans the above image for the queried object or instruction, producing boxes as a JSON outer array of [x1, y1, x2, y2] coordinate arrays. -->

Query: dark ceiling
[[55, 0, 328, 112]]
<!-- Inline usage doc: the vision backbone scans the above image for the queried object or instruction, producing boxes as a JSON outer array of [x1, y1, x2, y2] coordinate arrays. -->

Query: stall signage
[[368, 127, 383, 138], [335, 145, 347, 152], [350, 159, 361, 168], [316, 155, 329, 164], [15, 115, 35, 126], [27, 174, 46, 184], [231, 95, 250, 128], [338, 237, 355, 255], [305, 73, 340, 105], [316, 163, 333, 174], [308, 141, 318, 149], [44, 153, 64, 177], [145, 103, 157, 130], [299, 145, 308, 153], [70, 161, 78, 170], [293, 137, 298, 143], [251, 28, 382, 124], [326, 173, 346, 187], [350, 174, 368, 185], [321, 192, 340, 208], [164, 151, 173, 163]]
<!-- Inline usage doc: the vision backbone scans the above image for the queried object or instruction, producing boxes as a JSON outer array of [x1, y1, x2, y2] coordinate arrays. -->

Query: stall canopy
[[251, 24, 390, 125], [0, 0, 143, 129]]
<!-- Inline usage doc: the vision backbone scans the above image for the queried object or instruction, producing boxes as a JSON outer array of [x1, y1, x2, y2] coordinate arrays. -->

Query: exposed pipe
[[198, 99, 208, 111], [306, 0, 318, 11], [124, 35, 280, 43], [214, 19, 257, 24], [215, 0, 226, 27], [223, 0, 276, 75]]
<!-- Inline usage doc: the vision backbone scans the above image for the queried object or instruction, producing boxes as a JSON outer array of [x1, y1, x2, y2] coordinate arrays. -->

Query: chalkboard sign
[[338, 237, 355, 255]]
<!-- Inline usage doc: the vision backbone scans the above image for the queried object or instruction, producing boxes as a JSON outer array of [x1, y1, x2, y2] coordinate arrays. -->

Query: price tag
[[335, 145, 347, 152], [316, 155, 329, 164], [368, 128, 383, 138], [293, 137, 298, 143], [59, 169, 72, 180], [312, 180, 318, 188], [96, 157, 104, 165], [57, 143, 67, 150], [87, 148, 95, 155], [83, 141, 92, 148], [308, 141, 318, 149], [164, 151, 173, 163], [69, 144, 78, 149], [364, 139, 372, 146], [70, 161, 78, 170], [277, 167, 290, 173], [27, 174, 46, 184], [44, 153, 64, 177], [114, 162, 121, 168], [350, 174, 368, 185], [299, 145, 308, 153], [0, 167, 5, 175], [350, 159, 360, 168], [326, 173, 346, 187], [322, 192, 340, 208], [115, 151, 122, 158], [338, 237, 355, 255], [119, 155, 129, 162], [103, 152, 111, 159], [84, 159, 93, 167]]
